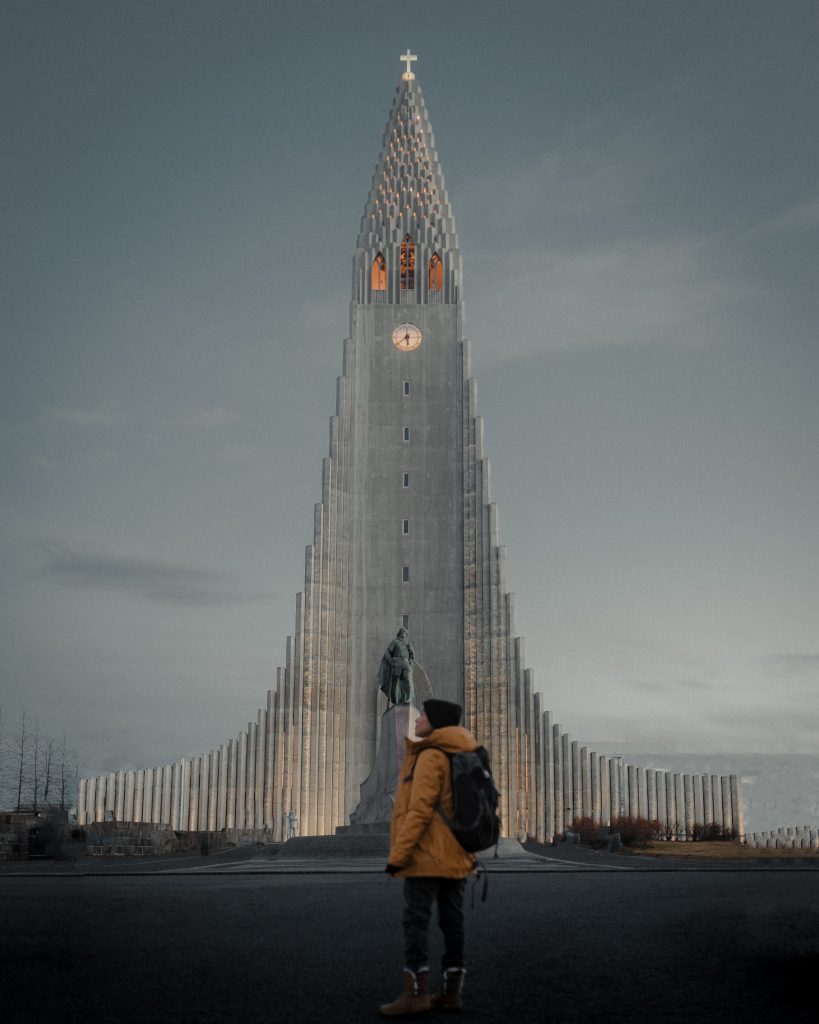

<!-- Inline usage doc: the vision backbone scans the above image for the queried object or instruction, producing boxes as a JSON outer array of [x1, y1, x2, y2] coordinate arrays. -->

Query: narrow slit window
[[371, 252, 386, 291], [403, 427, 410, 442], [400, 235, 415, 289], [403, 472, 410, 488], [402, 519, 409, 535], [428, 252, 443, 290], [402, 566, 410, 582], [402, 614, 409, 630], [403, 380, 411, 396]]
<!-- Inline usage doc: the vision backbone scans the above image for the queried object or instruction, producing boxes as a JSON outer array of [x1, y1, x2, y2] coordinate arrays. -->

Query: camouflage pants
[[402, 877, 466, 973]]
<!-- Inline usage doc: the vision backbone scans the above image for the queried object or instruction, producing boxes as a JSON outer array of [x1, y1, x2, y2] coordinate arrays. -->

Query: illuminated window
[[372, 253, 386, 291], [403, 427, 410, 442], [403, 472, 410, 488], [402, 566, 410, 582], [403, 380, 411, 396], [400, 235, 415, 289], [402, 519, 409, 535], [429, 253, 443, 290]]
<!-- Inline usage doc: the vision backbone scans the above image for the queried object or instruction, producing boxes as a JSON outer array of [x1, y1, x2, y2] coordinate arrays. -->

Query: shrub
[[609, 815, 663, 847], [567, 816, 604, 846], [690, 822, 738, 842]]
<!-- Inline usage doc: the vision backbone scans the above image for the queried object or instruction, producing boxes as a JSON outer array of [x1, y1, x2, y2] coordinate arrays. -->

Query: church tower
[[77, 57, 744, 849], [283, 53, 539, 836]]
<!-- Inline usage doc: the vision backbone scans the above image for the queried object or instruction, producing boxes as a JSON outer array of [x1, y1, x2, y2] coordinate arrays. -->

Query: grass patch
[[626, 840, 818, 860]]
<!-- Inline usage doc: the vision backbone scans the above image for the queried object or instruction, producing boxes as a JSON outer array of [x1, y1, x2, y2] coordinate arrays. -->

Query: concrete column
[[683, 775, 694, 840], [600, 756, 610, 826], [224, 737, 233, 831], [114, 770, 125, 821], [591, 752, 601, 825], [170, 762, 182, 830], [197, 755, 209, 831], [124, 769, 135, 822], [542, 709, 554, 843], [674, 774, 685, 838], [692, 774, 703, 828], [608, 758, 619, 822], [571, 740, 582, 824], [264, 690, 276, 831], [721, 776, 733, 833], [646, 769, 657, 821], [580, 746, 591, 819], [627, 765, 638, 818], [230, 736, 241, 830], [665, 772, 676, 837], [729, 775, 744, 838], [702, 774, 714, 826], [217, 743, 228, 829], [105, 772, 117, 817], [255, 710, 266, 830], [552, 723, 563, 837], [637, 766, 647, 819], [208, 750, 219, 831], [246, 720, 258, 831], [188, 757, 200, 832], [160, 765, 172, 825], [710, 775, 722, 828], [94, 775, 106, 822], [179, 759, 191, 831], [133, 769, 145, 823], [142, 768, 154, 825], [651, 772, 661, 831], [77, 778, 88, 825], [151, 767, 162, 824], [561, 733, 572, 827], [85, 778, 96, 824]]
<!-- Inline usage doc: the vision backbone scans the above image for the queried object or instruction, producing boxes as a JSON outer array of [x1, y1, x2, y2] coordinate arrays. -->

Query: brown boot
[[430, 967, 466, 1011], [379, 969, 431, 1017]]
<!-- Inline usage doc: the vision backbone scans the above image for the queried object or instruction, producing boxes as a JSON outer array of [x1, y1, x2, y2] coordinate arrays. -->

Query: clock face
[[392, 322, 423, 352]]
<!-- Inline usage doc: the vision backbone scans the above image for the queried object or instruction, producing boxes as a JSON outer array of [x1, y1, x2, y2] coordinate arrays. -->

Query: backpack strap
[[402, 747, 461, 834]]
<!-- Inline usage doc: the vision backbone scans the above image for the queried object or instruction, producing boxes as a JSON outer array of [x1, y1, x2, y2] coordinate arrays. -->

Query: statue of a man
[[377, 628, 414, 706]]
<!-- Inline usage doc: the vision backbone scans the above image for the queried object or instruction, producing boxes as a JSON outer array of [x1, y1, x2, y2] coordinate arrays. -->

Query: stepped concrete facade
[[78, 61, 744, 844]]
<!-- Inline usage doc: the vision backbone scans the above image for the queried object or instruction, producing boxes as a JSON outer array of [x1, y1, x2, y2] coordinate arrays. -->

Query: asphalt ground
[[3, 852, 818, 1023]]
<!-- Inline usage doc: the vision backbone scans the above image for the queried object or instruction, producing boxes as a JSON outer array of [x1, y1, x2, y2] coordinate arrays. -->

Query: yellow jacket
[[388, 725, 478, 878]]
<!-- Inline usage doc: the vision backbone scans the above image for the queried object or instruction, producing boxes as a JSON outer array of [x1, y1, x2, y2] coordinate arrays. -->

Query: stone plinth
[[348, 704, 418, 829]]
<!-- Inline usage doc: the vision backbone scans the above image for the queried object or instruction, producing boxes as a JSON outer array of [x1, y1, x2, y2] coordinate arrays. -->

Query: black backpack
[[423, 745, 501, 853]]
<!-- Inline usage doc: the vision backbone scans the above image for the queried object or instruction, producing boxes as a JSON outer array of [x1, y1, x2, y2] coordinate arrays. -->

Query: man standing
[[380, 698, 477, 1016]]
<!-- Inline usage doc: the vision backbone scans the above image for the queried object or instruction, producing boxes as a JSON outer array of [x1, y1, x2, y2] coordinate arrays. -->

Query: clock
[[392, 322, 423, 351]]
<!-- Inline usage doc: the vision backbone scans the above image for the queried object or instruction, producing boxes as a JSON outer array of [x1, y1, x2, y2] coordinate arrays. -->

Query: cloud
[[625, 677, 718, 694], [747, 196, 819, 237], [759, 653, 819, 678], [470, 234, 759, 360], [40, 544, 272, 606], [49, 401, 124, 427], [178, 407, 239, 429]]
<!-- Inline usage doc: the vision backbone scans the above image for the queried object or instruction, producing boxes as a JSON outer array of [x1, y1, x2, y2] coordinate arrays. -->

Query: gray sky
[[2, 1, 818, 783]]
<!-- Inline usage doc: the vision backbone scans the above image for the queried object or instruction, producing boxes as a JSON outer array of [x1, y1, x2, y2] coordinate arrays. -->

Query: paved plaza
[[3, 845, 818, 1023]]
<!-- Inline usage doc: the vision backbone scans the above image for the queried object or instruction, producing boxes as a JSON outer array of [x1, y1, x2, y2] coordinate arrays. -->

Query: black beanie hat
[[423, 699, 462, 729]]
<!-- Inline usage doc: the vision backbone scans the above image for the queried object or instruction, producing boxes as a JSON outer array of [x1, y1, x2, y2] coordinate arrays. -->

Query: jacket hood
[[406, 725, 476, 755]]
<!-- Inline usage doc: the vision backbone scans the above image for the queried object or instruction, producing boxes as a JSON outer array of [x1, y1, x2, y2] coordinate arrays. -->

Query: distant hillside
[[589, 750, 819, 835]]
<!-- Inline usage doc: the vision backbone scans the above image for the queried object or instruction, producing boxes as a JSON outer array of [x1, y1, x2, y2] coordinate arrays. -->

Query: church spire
[[353, 57, 462, 304]]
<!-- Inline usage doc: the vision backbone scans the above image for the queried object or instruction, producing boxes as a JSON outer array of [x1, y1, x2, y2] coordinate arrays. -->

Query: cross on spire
[[400, 50, 418, 80]]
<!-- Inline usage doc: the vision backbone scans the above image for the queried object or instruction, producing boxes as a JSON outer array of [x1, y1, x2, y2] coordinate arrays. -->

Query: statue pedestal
[[347, 703, 418, 830]]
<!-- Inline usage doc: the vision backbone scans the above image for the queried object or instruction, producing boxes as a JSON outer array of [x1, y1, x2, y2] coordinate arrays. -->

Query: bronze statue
[[377, 628, 414, 706]]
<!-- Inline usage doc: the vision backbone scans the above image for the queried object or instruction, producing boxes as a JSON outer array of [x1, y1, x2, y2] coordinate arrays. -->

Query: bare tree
[[30, 718, 42, 812], [42, 736, 56, 806], [14, 711, 28, 813]]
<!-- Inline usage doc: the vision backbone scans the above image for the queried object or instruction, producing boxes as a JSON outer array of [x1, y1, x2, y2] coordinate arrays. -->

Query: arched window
[[371, 252, 386, 291], [428, 252, 443, 290], [400, 235, 415, 289]]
